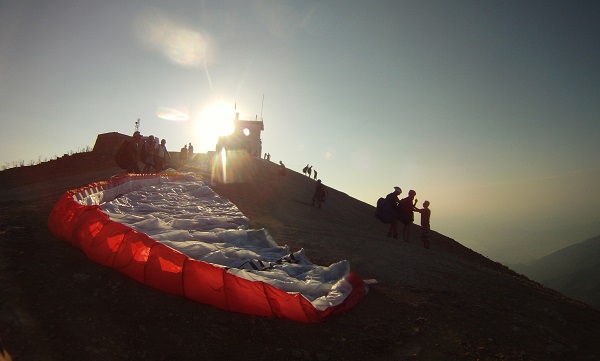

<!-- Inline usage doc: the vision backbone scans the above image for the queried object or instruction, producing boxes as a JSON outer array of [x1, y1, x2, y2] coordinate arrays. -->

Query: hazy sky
[[1, 1, 599, 264]]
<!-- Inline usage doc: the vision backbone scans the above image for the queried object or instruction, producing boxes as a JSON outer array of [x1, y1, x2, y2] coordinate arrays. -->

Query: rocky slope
[[0, 152, 599, 360]]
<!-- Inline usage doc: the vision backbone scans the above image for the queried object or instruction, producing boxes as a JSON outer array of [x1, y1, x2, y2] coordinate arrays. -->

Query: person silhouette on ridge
[[398, 189, 418, 242], [383, 186, 402, 239], [415, 200, 431, 249], [311, 179, 328, 208], [278, 161, 286, 178]]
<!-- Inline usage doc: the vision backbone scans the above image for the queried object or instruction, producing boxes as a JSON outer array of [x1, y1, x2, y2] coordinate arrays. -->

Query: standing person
[[278, 161, 286, 178], [125, 131, 143, 174], [153, 136, 160, 168], [307, 165, 313, 178], [383, 186, 402, 238], [155, 139, 171, 171], [142, 135, 157, 173], [415, 200, 431, 249], [180, 144, 188, 167], [188, 142, 194, 161], [398, 190, 418, 242], [313, 169, 317, 180], [311, 179, 329, 208]]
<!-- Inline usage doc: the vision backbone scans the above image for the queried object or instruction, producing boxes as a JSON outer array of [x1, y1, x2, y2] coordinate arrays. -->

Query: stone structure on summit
[[92, 112, 265, 158], [216, 112, 264, 157]]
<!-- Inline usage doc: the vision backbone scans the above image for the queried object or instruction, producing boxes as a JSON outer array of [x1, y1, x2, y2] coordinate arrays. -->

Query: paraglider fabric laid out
[[48, 173, 367, 323]]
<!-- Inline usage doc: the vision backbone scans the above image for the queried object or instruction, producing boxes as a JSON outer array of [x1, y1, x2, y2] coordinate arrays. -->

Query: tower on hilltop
[[216, 112, 264, 157]]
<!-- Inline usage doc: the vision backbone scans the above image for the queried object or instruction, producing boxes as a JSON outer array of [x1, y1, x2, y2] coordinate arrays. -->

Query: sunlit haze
[[1, 1, 599, 264]]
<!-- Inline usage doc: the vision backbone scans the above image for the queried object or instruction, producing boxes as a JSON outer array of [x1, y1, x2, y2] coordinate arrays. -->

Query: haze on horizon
[[1, 0, 599, 265]]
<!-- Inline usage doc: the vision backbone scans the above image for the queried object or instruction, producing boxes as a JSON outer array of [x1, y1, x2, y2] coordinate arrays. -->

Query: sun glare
[[134, 10, 213, 68], [156, 107, 189, 122], [195, 102, 235, 151]]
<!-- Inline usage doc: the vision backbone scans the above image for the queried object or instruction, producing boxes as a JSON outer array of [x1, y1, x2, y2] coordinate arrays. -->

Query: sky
[[1, 0, 599, 264]]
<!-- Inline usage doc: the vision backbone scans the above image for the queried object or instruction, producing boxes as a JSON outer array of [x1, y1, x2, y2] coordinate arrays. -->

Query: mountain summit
[[0, 151, 599, 360]]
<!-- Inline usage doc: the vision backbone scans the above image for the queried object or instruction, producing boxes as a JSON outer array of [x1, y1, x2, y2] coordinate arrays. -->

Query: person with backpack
[[121, 131, 142, 174], [398, 189, 418, 242], [376, 186, 402, 239], [311, 179, 329, 208]]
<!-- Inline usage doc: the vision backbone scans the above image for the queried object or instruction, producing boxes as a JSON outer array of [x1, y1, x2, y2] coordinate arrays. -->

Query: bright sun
[[195, 102, 235, 150]]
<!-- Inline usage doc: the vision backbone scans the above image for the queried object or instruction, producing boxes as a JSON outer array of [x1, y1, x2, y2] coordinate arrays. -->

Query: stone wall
[[92, 132, 131, 155]]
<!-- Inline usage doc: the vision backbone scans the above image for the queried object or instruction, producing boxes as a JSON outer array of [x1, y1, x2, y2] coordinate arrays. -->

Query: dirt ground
[[1, 152, 599, 361]]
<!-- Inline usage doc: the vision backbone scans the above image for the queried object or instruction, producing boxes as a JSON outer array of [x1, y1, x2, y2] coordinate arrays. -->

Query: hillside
[[513, 235, 600, 309], [1, 152, 599, 360]]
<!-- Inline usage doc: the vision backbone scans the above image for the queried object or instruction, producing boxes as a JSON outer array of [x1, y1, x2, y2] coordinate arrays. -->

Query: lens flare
[[156, 107, 189, 122], [220, 147, 227, 183], [210, 150, 255, 184], [134, 9, 214, 68], [323, 147, 336, 160], [210, 147, 228, 184]]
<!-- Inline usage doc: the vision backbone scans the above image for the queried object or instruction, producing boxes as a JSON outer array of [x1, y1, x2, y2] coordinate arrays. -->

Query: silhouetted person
[[125, 131, 143, 174], [155, 139, 171, 171], [311, 179, 329, 208], [180, 144, 188, 167], [313, 170, 317, 180], [142, 135, 156, 173], [303, 164, 309, 175], [398, 189, 418, 242], [188, 142, 194, 162], [308, 165, 313, 178], [384, 186, 402, 238], [415, 200, 431, 249], [278, 161, 286, 178]]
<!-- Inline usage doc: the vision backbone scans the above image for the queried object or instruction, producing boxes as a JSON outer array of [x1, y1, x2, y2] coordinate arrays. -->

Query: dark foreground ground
[[1, 152, 599, 360]]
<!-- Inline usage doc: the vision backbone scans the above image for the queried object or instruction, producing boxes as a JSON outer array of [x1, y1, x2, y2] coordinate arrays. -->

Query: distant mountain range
[[512, 235, 600, 309]]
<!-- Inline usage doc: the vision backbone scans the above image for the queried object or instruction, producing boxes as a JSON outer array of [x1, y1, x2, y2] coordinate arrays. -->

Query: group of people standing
[[302, 164, 318, 179], [179, 143, 194, 166], [381, 186, 431, 249], [141, 135, 172, 173], [120, 131, 173, 174]]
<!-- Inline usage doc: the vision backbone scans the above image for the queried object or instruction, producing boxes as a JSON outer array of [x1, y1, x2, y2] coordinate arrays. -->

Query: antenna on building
[[260, 94, 265, 119], [135, 118, 141, 132]]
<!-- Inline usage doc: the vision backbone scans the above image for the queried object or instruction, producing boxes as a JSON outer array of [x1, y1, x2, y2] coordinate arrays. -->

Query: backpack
[[375, 197, 387, 223], [114, 140, 131, 169]]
